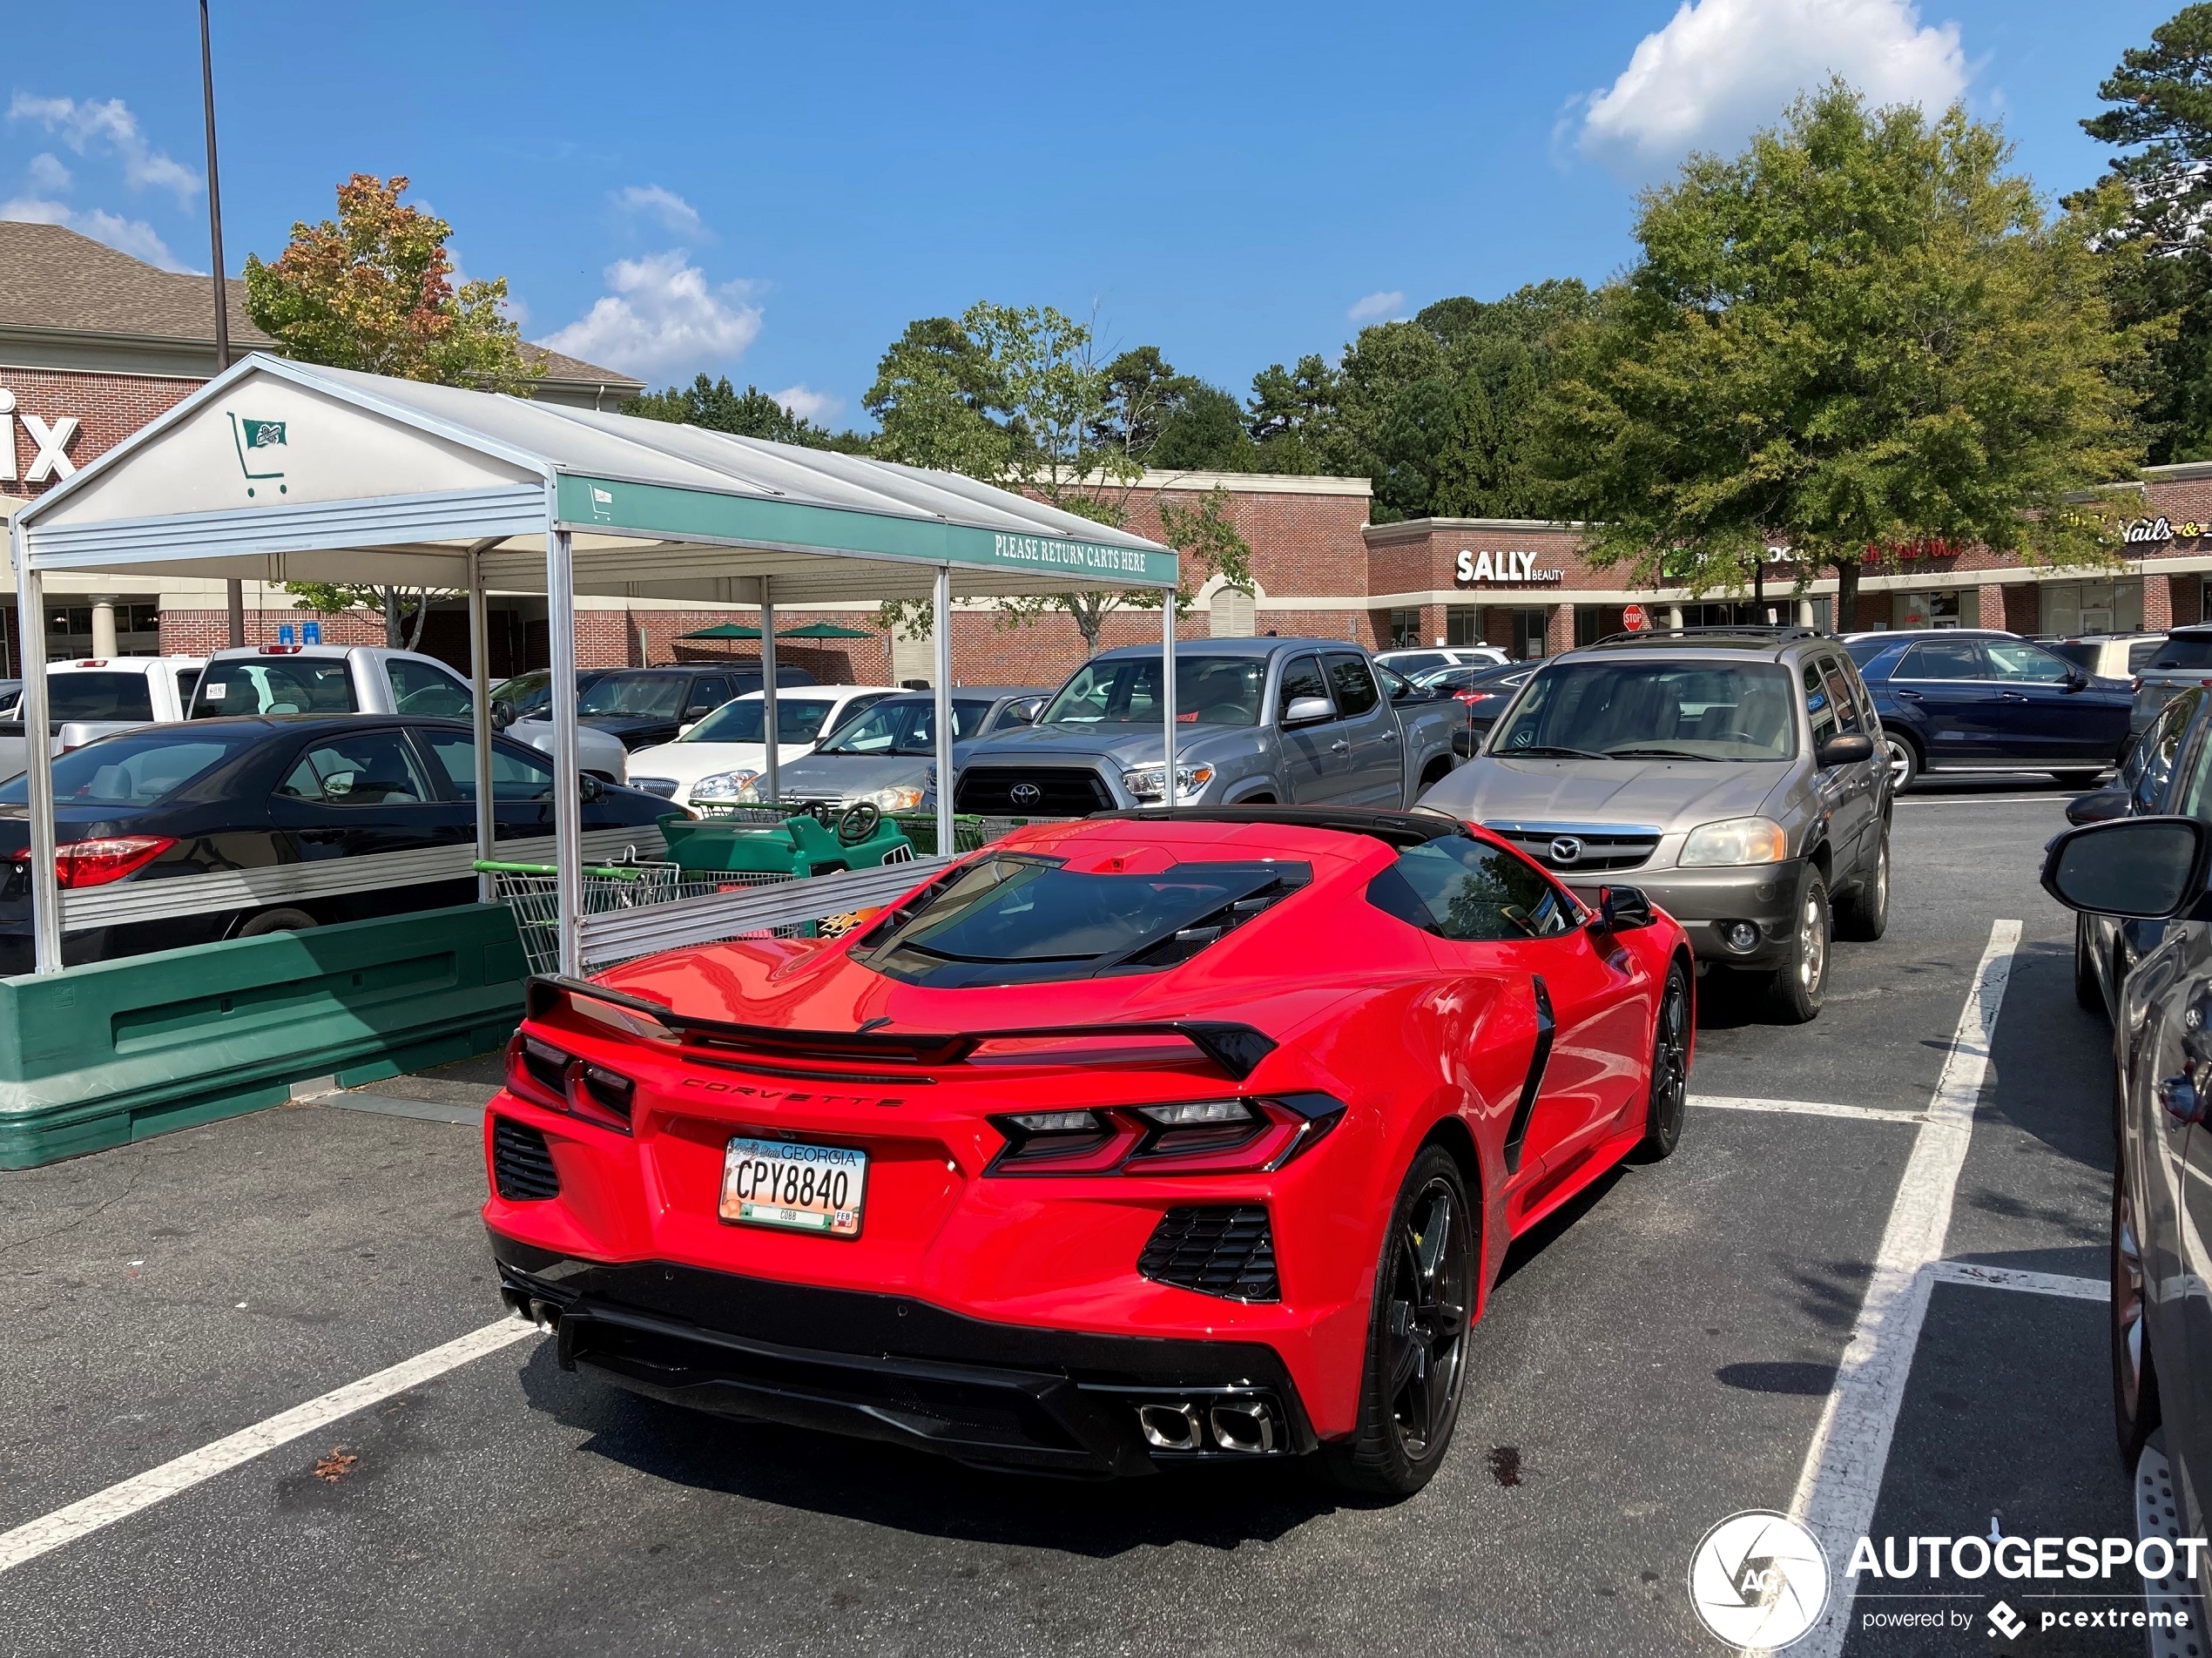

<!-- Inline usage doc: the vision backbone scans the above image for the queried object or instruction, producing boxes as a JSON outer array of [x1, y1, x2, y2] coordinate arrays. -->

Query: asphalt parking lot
[[0, 775, 2145, 1657]]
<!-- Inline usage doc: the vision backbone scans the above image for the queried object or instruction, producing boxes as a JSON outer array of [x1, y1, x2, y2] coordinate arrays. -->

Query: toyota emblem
[[1010, 782, 1043, 808], [1549, 836, 1584, 865]]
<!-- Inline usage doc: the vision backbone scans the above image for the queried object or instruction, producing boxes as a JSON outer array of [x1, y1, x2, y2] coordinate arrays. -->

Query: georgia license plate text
[[719, 1137, 867, 1237]]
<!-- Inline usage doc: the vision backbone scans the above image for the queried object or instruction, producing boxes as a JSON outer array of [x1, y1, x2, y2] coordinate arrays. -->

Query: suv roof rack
[[1586, 625, 1822, 649]]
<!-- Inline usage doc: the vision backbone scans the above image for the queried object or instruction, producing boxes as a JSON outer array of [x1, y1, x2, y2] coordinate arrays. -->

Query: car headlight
[[861, 785, 925, 812], [1121, 763, 1217, 803], [690, 770, 759, 801], [1679, 816, 1790, 866]]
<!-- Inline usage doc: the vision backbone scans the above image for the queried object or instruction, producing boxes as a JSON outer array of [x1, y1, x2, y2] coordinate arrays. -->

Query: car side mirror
[[678, 722, 696, 738], [1283, 696, 1333, 727], [2065, 671, 2091, 692], [1816, 731, 1875, 768], [2065, 788, 2132, 826], [1597, 885, 1656, 931], [2041, 817, 2207, 919], [579, 774, 604, 804], [489, 698, 516, 732]]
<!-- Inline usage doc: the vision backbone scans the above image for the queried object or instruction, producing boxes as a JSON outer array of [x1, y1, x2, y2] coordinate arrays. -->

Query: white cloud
[[772, 384, 841, 425], [1577, 0, 1967, 180], [540, 250, 762, 374], [1348, 289, 1406, 323], [25, 152, 71, 192], [7, 93, 199, 206], [614, 184, 705, 237], [1, 195, 187, 270]]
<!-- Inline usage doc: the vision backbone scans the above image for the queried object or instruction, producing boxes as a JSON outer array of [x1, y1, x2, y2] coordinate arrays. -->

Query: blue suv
[[1843, 629, 2134, 790]]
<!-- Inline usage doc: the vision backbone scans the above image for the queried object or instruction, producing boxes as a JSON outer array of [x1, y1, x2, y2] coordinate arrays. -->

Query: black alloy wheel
[[1638, 962, 1691, 1159], [2114, 1156, 2161, 1464], [1324, 1146, 1474, 1497]]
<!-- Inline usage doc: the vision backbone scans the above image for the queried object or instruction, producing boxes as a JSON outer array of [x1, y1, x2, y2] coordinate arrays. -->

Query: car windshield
[[682, 697, 842, 745], [0, 728, 259, 807], [854, 853, 1310, 987], [1041, 656, 1266, 727], [1489, 661, 1798, 761], [2149, 635, 2212, 671], [493, 671, 550, 718], [192, 657, 357, 717], [816, 698, 992, 755], [577, 673, 690, 718], [46, 671, 155, 721]]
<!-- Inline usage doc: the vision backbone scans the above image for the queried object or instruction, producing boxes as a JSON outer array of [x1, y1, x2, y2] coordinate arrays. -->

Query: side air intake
[[1137, 1205, 1278, 1302], [491, 1116, 560, 1202]]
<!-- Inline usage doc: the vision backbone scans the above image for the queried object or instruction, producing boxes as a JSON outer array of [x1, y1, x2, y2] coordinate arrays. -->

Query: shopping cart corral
[[477, 853, 954, 975]]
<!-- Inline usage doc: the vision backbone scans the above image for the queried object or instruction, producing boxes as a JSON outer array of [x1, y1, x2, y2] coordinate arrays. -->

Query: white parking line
[[0, 1316, 540, 1577], [1693, 1095, 1925, 1125], [1928, 1261, 2107, 1301], [1779, 918, 2022, 1658]]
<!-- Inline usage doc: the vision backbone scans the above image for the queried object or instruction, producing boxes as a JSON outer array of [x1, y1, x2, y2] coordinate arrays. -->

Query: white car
[[624, 684, 899, 808], [1374, 645, 1509, 677]]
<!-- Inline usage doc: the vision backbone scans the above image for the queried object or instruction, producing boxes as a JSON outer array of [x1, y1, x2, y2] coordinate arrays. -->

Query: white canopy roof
[[12, 354, 1176, 602]]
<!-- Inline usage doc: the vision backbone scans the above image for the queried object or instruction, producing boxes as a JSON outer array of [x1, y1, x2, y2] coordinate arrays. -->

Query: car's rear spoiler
[[527, 974, 1279, 1080]]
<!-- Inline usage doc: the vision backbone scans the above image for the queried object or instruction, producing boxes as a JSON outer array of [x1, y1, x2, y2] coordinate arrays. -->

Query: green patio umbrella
[[678, 623, 763, 639], [775, 621, 875, 638]]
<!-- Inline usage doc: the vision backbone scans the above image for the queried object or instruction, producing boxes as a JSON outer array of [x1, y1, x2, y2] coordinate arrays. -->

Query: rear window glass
[[2149, 636, 2212, 671], [2043, 642, 2100, 672], [0, 729, 258, 806], [192, 657, 357, 716], [853, 854, 1310, 988], [578, 673, 689, 718], [1368, 837, 1575, 940], [2132, 639, 2166, 672], [47, 671, 154, 721]]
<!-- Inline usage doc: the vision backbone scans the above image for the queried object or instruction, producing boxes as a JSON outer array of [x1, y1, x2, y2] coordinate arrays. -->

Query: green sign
[[553, 473, 1177, 589], [226, 412, 288, 496]]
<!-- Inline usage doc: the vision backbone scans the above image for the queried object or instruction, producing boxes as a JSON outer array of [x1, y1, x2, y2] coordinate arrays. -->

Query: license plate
[[720, 1136, 867, 1237]]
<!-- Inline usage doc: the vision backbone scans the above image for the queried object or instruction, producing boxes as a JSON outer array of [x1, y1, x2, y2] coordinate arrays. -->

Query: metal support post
[[759, 576, 779, 805], [1160, 589, 1177, 812], [545, 522, 583, 978], [15, 534, 58, 973], [468, 545, 496, 901], [934, 566, 953, 857]]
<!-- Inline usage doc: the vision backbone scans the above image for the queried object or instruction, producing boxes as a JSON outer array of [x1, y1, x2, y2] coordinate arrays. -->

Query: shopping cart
[[473, 855, 792, 974]]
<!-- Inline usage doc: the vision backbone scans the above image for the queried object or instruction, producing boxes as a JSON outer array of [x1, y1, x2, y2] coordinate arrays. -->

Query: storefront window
[[2040, 579, 2143, 637], [1388, 608, 1423, 647], [1894, 591, 1962, 630], [1445, 606, 1484, 648]]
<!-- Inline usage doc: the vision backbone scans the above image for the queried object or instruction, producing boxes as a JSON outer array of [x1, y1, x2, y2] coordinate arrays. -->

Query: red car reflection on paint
[[482, 805, 1693, 1496]]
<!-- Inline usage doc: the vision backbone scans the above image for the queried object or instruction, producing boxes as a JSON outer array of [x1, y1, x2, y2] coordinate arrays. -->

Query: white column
[[933, 567, 953, 857], [15, 533, 58, 974], [1797, 597, 1816, 628], [468, 548, 496, 902], [1160, 592, 1177, 812], [759, 576, 779, 805], [89, 597, 118, 659], [1665, 604, 1683, 629], [545, 523, 583, 979]]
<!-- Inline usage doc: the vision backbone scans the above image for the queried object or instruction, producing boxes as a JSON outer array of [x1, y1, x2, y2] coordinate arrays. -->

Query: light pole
[[199, 0, 244, 649]]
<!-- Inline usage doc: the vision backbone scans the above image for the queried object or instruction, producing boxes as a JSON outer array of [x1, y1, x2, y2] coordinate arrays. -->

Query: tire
[[2114, 1156, 2161, 1466], [1882, 731, 1920, 792], [1321, 1146, 1474, 1499], [234, 906, 318, 939], [2054, 771, 2105, 790], [1832, 830, 1890, 942], [1761, 871, 1830, 1024], [2075, 913, 2105, 1016], [1636, 961, 1691, 1160]]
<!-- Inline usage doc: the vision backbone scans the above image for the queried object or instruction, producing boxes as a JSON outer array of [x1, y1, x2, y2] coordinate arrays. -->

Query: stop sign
[[1622, 604, 1650, 631]]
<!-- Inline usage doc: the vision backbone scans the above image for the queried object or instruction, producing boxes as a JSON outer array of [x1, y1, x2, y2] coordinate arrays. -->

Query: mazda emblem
[[1549, 836, 1584, 865], [1010, 782, 1043, 808]]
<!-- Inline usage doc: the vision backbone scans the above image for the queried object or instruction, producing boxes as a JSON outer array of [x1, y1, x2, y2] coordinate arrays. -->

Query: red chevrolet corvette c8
[[484, 805, 1693, 1495]]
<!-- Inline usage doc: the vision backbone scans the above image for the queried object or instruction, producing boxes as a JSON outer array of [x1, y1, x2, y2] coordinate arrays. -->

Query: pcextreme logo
[[226, 412, 288, 497]]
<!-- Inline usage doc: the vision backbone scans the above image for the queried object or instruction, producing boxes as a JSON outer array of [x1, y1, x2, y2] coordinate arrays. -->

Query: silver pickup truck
[[950, 637, 1463, 813]]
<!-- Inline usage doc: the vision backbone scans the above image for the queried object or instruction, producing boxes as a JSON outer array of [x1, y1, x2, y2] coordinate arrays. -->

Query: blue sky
[[3, 0, 2177, 428]]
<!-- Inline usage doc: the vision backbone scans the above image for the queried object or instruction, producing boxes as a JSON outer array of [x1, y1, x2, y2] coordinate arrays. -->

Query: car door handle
[[1999, 691, 2028, 702], [1893, 689, 1923, 701], [1381, 729, 1399, 742], [1330, 739, 1352, 752]]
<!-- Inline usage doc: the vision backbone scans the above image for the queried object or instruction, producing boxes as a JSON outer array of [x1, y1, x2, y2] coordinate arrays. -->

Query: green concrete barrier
[[0, 902, 529, 1169]]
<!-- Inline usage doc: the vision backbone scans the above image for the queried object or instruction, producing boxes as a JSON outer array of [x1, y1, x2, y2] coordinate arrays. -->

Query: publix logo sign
[[226, 412, 288, 498]]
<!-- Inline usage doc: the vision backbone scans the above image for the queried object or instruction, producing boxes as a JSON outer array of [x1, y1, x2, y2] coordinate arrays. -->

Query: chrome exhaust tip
[[1209, 1398, 1278, 1453], [1136, 1401, 1204, 1452]]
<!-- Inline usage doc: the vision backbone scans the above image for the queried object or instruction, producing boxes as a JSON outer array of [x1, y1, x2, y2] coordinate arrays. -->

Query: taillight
[[986, 1094, 1343, 1176], [503, 1032, 636, 1135], [10, 836, 176, 888]]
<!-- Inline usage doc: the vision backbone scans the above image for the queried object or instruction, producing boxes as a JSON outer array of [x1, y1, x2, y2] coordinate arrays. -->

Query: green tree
[[247, 172, 538, 644], [1150, 383, 1258, 471], [2077, 4, 2212, 461], [623, 374, 865, 449], [862, 313, 1013, 478], [1540, 84, 2139, 619], [1157, 486, 1256, 613], [1246, 354, 1339, 473]]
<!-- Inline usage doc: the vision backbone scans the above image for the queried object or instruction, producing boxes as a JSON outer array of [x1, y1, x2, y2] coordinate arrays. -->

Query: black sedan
[[577, 664, 819, 751], [1413, 661, 1537, 755], [0, 716, 675, 971]]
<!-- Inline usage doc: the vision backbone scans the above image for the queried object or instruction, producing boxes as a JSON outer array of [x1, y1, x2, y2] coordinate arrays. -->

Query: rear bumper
[[1565, 859, 1803, 968], [489, 1232, 1316, 1476]]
